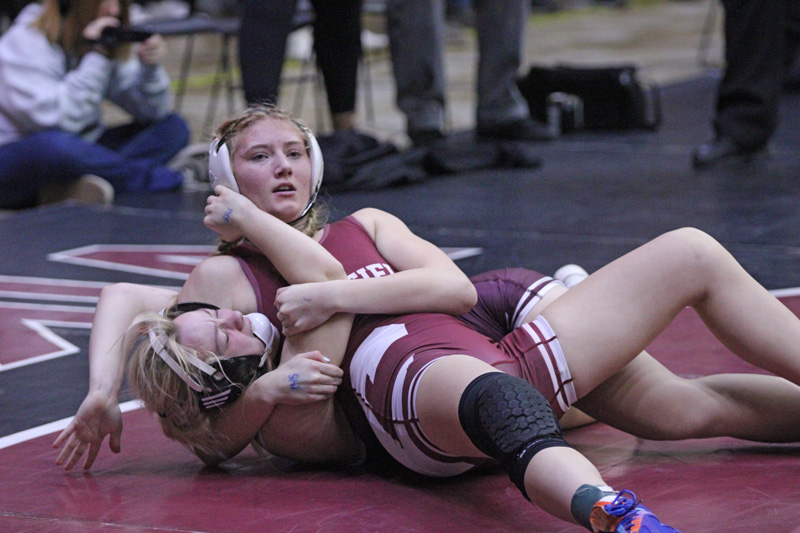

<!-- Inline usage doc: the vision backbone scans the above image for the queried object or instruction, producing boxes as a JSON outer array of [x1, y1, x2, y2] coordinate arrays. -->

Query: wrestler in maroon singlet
[[229, 216, 575, 476]]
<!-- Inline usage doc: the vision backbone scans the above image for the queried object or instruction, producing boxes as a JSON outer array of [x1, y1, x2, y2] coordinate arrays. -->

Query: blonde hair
[[212, 104, 328, 256], [126, 311, 223, 455], [35, 0, 132, 60]]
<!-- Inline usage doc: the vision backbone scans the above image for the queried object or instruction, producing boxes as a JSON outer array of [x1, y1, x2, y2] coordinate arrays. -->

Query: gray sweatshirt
[[0, 4, 173, 148]]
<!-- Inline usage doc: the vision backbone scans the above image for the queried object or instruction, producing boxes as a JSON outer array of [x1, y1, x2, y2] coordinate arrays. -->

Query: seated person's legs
[[98, 113, 189, 164]]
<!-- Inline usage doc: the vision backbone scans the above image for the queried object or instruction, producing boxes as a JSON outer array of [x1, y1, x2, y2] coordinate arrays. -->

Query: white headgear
[[208, 127, 324, 221]]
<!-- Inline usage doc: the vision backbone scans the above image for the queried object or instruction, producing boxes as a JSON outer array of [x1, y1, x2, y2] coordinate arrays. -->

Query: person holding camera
[[0, 0, 190, 209]]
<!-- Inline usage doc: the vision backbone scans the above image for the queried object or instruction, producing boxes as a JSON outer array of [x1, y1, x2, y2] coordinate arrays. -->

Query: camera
[[96, 26, 153, 48]]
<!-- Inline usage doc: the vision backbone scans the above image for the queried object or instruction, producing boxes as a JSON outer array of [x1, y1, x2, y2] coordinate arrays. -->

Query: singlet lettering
[[347, 263, 396, 280]]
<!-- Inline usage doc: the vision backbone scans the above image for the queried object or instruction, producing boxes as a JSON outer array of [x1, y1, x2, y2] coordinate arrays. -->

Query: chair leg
[[175, 34, 197, 112], [697, 0, 721, 67], [205, 36, 226, 126], [313, 60, 326, 132], [360, 52, 376, 126], [221, 33, 236, 117]]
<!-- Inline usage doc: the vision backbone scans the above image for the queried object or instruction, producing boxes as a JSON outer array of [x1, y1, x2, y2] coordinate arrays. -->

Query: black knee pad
[[458, 372, 570, 499]]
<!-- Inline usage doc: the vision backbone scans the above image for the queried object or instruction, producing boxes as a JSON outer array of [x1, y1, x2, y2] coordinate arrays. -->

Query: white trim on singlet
[[349, 324, 475, 477], [512, 277, 563, 330], [521, 316, 577, 413]]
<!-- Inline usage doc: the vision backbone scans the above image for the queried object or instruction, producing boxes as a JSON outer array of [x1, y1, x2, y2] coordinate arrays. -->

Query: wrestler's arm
[[53, 283, 179, 470], [351, 207, 477, 313], [275, 208, 478, 335], [196, 314, 359, 466], [204, 186, 346, 284], [180, 247, 358, 465]]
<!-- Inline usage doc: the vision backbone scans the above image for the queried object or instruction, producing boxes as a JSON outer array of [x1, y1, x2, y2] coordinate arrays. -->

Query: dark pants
[[0, 114, 189, 208], [715, 0, 800, 148], [237, 0, 362, 115]]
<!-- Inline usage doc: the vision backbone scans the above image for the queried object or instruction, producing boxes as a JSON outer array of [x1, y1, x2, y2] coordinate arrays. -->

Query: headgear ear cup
[[208, 138, 239, 193], [306, 131, 324, 209]]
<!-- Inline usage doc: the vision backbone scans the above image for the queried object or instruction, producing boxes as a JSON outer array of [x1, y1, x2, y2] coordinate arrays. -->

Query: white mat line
[[0, 400, 142, 450]]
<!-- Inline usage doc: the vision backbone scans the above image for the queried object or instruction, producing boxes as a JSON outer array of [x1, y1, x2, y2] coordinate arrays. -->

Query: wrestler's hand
[[204, 185, 254, 242], [275, 282, 336, 336], [260, 351, 343, 405], [136, 34, 167, 65], [82, 16, 120, 42], [52, 392, 122, 471]]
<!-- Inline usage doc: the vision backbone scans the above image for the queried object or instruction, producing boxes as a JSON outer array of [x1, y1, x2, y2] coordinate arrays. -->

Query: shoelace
[[604, 490, 640, 517]]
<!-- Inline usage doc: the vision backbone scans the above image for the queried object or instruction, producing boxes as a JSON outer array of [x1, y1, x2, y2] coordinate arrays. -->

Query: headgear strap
[[147, 327, 216, 393]]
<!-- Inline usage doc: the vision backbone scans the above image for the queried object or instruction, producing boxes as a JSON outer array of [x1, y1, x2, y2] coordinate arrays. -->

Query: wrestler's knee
[[659, 227, 729, 278], [458, 372, 570, 500]]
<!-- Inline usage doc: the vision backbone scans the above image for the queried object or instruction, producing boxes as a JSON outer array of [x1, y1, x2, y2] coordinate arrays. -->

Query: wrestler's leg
[[467, 268, 593, 428], [415, 356, 601, 523], [575, 352, 800, 442], [540, 227, 800, 396], [513, 269, 800, 439], [415, 355, 666, 527], [526, 283, 567, 319]]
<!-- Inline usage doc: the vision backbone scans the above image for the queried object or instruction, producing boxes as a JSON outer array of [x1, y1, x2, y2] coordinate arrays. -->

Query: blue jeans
[[0, 113, 189, 208]]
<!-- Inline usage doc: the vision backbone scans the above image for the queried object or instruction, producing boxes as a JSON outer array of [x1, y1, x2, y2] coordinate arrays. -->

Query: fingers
[[84, 443, 100, 470], [294, 350, 326, 361], [54, 428, 79, 466], [307, 383, 340, 399], [310, 385, 339, 398], [52, 423, 73, 448], [283, 320, 314, 336], [308, 367, 344, 383], [293, 351, 343, 377], [54, 438, 73, 466], [109, 430, 122, 454], [64, 442, 86, 470], [282, 323, 303, 337], [55, 436, 86, 471]]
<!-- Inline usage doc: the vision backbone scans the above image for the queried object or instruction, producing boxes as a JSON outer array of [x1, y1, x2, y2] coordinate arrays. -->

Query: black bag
[[517, 64, 661, 132]]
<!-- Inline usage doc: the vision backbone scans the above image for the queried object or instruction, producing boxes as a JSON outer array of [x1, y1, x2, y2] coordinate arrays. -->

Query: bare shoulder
[[180, 255, 252, 310], [351, 207, 397, 222], [187, 255, 242, 283], [350, 208, 406, 237]]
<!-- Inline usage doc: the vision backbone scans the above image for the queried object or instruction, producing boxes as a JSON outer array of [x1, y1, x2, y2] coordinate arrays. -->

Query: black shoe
[[477, 117, 556, 142], [409, 128, 446, 148], [692, 136, 768, 169]]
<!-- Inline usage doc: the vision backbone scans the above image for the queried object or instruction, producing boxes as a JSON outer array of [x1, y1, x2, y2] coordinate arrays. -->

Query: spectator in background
[[445, 0, 473, 26], [0, 0, 190, 209], [693, 0, 800, 169], [237, 0, 362, 136], [386, 0, 553, 147]]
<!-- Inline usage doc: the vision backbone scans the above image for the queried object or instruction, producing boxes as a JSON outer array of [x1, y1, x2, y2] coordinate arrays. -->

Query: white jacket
[[0, 4, 173, 148]]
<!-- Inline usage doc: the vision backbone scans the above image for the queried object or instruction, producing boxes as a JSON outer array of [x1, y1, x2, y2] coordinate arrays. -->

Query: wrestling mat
[[2, 73, 800, 530]]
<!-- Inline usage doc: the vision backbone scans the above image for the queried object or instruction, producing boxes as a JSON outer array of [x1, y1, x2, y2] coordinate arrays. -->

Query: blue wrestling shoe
[[590, 490, 681, 533]]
